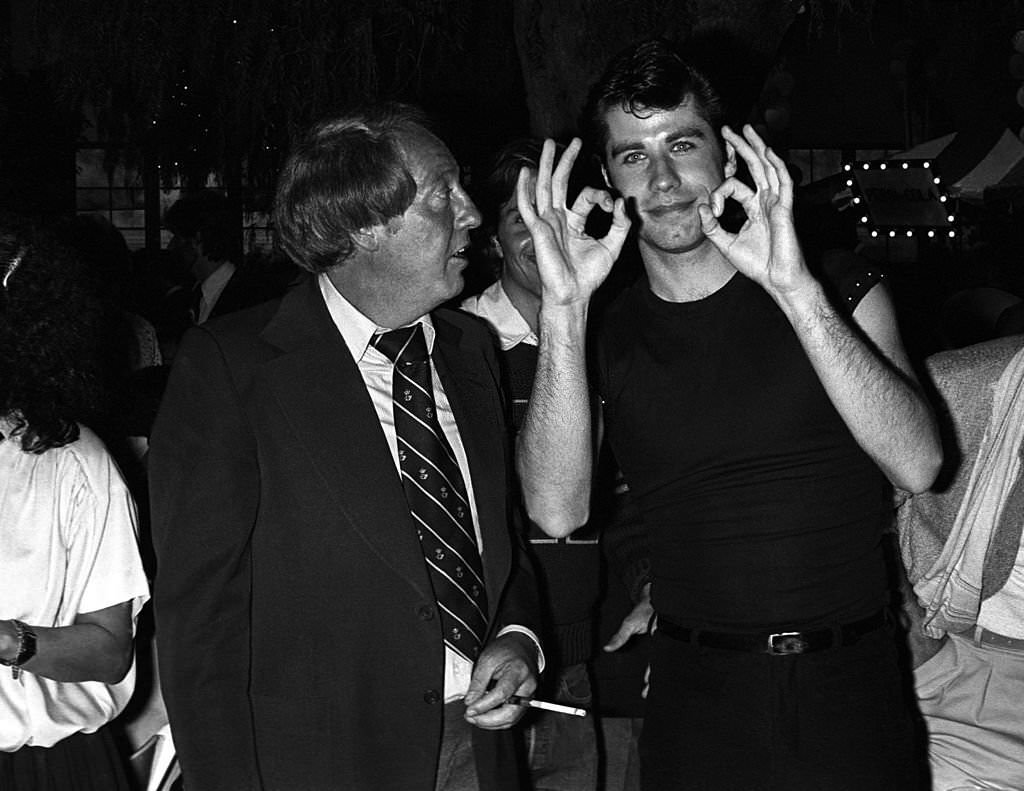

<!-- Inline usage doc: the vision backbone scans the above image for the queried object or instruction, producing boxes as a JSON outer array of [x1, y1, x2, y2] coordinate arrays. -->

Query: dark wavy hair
[[0, 214, 106, 453], [581, 38, 724, 162], [477, 138, 564, 233], [273, 102, 433, 273]]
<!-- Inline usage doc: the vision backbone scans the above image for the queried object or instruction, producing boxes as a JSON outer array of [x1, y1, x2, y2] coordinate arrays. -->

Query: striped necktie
[[372, 324, 488, 661]]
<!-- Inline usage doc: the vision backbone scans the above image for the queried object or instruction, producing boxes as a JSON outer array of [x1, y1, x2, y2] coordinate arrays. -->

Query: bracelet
[[0, 620, 37, 679]]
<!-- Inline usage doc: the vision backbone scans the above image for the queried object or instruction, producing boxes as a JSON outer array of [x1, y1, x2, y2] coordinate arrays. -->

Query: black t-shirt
[[595, 261, 892, 630]]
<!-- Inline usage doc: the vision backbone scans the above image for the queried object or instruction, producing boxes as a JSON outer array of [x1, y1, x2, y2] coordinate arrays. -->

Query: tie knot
[[372, 324, 429, 365]]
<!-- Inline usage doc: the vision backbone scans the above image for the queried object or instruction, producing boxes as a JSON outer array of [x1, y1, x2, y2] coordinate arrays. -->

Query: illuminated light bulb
[[928, 230, 935, 238], [923, 162, 930, 168], [862, 163, 870, 170], [906, 230, 913, 237], [933, 177, 941, 184], [902, 162, 909, 169], [871, 230, 879, 238], [844, 163, 852, 171], [853, 197, 861, 204], [947, 215, 954, 223], [880, 163, 887, 170], [940, 195, 947, 202], [948, 230, 955, 237], [846, 179, 854, 187], [861, 216, 868, 223], [889, 230, 896, 237]]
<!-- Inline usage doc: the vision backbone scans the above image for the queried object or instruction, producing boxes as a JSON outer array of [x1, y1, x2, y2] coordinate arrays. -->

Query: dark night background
[[3, 0, 1024, 355]]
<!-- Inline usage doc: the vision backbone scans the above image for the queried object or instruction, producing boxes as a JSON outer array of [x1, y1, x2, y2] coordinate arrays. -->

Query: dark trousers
[[0, 726, 131, 791], [640, 625, 923, 790]]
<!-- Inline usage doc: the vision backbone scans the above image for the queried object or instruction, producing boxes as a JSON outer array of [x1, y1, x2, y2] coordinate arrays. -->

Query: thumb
[[698, 203, 733, 256], [603, 623, 633, 653], [604, 613, 645, 652], [601, 197, 632, 260], [698, 203, 724, 240]]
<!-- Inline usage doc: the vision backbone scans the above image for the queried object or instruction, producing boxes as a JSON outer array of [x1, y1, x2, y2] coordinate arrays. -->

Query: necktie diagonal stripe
[[373, 324, 488, 662]]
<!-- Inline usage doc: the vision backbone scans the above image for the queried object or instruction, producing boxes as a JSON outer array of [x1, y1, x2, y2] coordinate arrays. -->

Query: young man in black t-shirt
[[515, 38, 943, 790]]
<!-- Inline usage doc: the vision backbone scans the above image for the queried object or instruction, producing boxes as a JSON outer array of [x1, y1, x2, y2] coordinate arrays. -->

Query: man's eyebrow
[[609, 138, 642, 159], [666, 125, 708, 144]]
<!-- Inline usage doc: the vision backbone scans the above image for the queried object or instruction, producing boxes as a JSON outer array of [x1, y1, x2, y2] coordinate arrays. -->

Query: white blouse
[[0, 419, 150, 749]]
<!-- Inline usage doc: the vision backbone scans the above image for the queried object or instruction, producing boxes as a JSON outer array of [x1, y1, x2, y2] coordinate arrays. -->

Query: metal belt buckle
[[768, 631, 808, 655]]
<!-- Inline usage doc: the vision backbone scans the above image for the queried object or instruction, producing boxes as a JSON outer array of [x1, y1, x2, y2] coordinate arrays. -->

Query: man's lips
[[644, 200, 698, 218]]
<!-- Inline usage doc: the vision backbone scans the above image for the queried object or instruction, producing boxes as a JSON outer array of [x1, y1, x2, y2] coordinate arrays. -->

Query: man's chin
[[641, 230, 708, 256]]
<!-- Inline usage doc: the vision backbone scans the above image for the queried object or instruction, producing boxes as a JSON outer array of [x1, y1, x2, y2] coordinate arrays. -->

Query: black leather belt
[[657, 610, 887, 655]]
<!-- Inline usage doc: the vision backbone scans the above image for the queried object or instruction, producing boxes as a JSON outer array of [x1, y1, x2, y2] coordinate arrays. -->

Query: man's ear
[[352, 225, 382, 253], [600, 163, 612, 189], [723, 140, 738, 179]]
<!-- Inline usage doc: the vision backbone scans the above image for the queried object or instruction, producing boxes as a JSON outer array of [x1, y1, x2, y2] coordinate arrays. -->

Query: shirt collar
[[201, 261, 235, 301], [461, 280, 537, 350], [317, 273, 436, 362]]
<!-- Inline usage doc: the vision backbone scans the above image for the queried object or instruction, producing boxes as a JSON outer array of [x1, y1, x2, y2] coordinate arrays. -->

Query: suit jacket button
[[423, 689, 441, 705], [417, 605, 435, 621]]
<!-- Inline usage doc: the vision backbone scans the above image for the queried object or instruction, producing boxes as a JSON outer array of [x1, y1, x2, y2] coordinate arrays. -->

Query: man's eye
[[671, 141, 694, 153], [622, 152, 644, 165]]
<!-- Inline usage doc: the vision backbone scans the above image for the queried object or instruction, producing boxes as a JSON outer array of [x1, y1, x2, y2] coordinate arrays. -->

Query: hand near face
[[517, 138, 631, 308], [698, 125, 810, 300]]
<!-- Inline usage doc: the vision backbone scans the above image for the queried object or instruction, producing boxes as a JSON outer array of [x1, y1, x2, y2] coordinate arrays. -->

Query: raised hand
[[697, 125, 809, 299], [516, 137, 631, 308]]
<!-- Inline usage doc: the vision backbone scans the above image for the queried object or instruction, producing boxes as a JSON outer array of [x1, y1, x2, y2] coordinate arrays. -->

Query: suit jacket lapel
[[259, 279, 434, 598]]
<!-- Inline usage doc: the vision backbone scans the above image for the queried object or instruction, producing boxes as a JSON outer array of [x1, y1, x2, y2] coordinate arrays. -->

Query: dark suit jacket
[[206, 265, 282, 322], [149, 276, 538, 790]]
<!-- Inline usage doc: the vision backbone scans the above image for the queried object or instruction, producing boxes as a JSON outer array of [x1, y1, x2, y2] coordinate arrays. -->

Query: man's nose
[[457, 191, 482, 230], [649, 153, 681, 192]]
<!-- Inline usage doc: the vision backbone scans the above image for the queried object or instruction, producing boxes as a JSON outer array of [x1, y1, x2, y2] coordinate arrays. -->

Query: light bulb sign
[[845, 159, 956, 237]]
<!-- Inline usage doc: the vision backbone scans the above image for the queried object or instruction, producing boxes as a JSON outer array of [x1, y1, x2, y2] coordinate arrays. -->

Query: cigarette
[[506, 695, 587, 717]]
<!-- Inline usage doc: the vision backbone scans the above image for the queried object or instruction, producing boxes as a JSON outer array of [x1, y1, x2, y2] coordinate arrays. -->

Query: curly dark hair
[[0, 214, 106, 453]]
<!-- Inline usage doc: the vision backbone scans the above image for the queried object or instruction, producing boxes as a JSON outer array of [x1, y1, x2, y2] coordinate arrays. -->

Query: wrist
[[538, 301, 588, 339], [0, 622, 17, 663], [773, 276, 827, 320], [0, 620, 37, 678]]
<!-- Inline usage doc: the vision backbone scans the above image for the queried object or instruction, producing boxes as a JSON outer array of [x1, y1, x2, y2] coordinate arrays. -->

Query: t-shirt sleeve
[[816, 249, 886, 316]]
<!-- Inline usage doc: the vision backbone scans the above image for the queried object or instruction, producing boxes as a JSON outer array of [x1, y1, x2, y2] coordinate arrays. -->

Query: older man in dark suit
[[149, 103, 541, 791]]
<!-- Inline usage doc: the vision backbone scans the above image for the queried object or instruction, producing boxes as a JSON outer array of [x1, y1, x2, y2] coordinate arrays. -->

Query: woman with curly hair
[[0, 215, 150, 790]]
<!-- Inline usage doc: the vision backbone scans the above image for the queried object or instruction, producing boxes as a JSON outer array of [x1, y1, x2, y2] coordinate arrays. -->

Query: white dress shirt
[[318, 275, 542, 701], [196, 261, 236, 324], [461, 280, 538, 351]]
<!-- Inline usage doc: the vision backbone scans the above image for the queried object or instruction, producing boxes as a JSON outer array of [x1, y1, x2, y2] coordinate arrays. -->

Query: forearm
[[517, 303, 594, 537], [778, 281, 941, 492], [0, 616, 132, 684]]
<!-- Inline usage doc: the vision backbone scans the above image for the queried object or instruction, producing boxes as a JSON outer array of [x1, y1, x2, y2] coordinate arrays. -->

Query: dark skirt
[[0, 725, 131, 791]]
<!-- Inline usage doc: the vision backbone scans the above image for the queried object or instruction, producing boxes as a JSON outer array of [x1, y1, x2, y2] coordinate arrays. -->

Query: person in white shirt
[[0, 217, 150, 789]]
